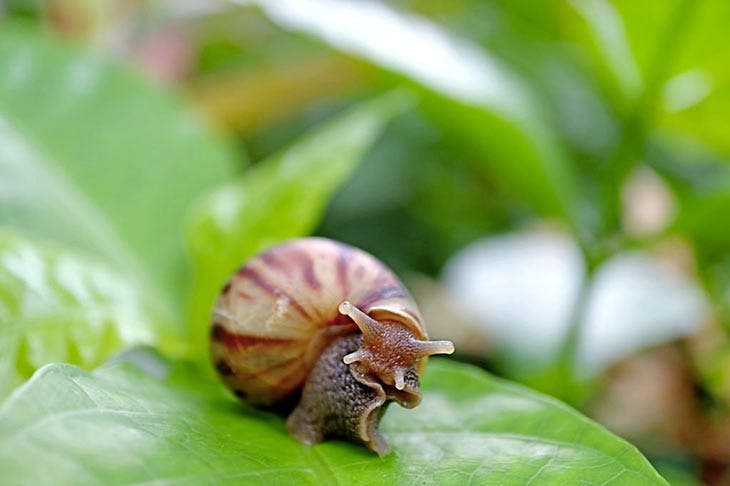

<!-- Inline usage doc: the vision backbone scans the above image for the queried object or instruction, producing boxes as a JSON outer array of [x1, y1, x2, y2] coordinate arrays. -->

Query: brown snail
[[209, 237, 454, 455]]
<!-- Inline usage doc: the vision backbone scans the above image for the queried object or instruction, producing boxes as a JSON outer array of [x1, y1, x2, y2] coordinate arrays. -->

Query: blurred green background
[[2, 0, 730, 483]]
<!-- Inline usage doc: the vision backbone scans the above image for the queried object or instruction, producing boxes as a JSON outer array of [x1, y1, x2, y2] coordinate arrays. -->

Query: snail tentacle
[[338, 301, 381, 338], [342, 350, 363, 365], [394, 368, 406, 390], [413, 339, 455, 356]]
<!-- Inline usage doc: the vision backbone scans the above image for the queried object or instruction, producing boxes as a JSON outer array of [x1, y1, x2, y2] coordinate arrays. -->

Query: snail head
[[338, 301, 454, 407]]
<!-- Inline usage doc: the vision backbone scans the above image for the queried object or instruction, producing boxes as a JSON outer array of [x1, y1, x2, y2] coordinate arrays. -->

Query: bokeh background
[[2, 0, 730, 483]]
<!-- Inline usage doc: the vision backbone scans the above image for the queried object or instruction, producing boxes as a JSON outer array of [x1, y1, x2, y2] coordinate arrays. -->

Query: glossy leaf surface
[[0, 23, 238, 304], [0, 350, 666, 485], [0, 232, 173, 400]]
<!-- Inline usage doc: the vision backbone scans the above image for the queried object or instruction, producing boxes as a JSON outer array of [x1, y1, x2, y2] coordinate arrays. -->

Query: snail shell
[[210, 237, 453, 455]]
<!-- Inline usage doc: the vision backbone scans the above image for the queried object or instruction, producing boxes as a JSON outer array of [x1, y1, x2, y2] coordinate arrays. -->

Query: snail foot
[[286, 334, 390, 456]]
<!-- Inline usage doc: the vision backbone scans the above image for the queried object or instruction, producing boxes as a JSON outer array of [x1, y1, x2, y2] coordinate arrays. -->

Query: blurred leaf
[[190, 9, 373, 136], [591, 0, 694, 107], [645, 134, 730, 258], [236, 0, 579, 222], [645, 133, 730, 194], [0, 350, 666, 484], [5, 0, 43, 18], [609, 1, 680, 76], [565, 0, 643, 106], [0, 231, 174, 400], [0, 23, 238, 305], [679, 187, 730, 258], [601, 1, 730, 157], [653, 463, 702, 486], [186, 91, 412, 359], [317, 108, 503, 276], [0, 114, 139, 277], [399, 0, 622, 158], [658, 0, 730, 156], [192, 53, 369, 133]]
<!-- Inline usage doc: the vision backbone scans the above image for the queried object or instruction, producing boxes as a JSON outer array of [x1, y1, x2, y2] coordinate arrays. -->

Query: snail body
[[210, 237, 454, 455]]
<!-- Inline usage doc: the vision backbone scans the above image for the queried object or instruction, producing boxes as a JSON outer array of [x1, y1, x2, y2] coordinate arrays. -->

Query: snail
[[210, 237, 454, 455]]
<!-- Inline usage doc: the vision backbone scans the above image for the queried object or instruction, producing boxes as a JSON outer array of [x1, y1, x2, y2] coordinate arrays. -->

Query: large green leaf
[[0, 231, 174, 400], [0, 114, 141, 279], [186, 91, 412, 359], [0, 23, 238, 304], [0, 350, 666, 484], [235, 0, 579, 222]]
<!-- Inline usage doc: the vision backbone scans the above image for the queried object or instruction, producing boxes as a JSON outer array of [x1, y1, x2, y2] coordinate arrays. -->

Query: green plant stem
[[557, 0, 699, 387], [567, 3, 699, 376], [599, 0, 697, 240]]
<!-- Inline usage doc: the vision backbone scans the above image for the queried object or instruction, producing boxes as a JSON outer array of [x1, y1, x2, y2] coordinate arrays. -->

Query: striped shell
[[210, 237, 426, 406]]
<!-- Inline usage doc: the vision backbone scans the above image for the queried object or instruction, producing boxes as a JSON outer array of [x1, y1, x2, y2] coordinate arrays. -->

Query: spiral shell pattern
[[210, 237, 425, 406]]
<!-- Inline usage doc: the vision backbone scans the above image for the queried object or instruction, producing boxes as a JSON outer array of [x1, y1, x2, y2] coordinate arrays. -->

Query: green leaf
[[0, 231, 174, 400], [566, 0, 643, 106], [645, 135, 730, 262], [658, 0, 730, 156], [236, 0, 579, 222], [0, 23, 238, 304], [678, 185, 730, 257], [0, 350, 666, 484], [186, 91, 412, 359], [0, 115, 140, 278], [590, 1, 730, 157]]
